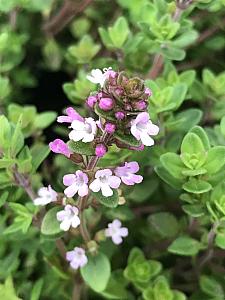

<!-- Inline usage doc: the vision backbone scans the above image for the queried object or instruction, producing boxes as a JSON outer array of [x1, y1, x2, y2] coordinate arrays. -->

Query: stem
[[77, 132, 110, 243], [43, 0, 93, 36], [199, 221, 220, 269]]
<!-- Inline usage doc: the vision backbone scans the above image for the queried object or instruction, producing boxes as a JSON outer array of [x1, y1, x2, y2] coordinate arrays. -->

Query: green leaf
[[161, 46, 185, 61], [220, 116, 225, 137], [200, 275, 224, 298], [173, 30, 198, 48], [114, 131, 141, 147], [41, 207, 62, 236], [10, 116, 24, 157], [31, 279, 44, 300], [160, 153, 184, 179], [0, 158, 15, 169], [30, 144, 50, 172], [94, 104, 116, 121], [155, 166, 183, 190], [100, 272, 128, 299], [181, 132, 205, 155], [183, 179, 212, 194], [93, 190, 119, 208], [204, 146, 225, 174], [81, 252, 111, 292], [0, 191, 8, 207], [108, 17, 130, 48], [168, 236, 201, 256], [34, 112, 56, 129], [68, 140, 95, 156], [215, 232, 225, 250], [190, 126, 210, 150], [0, 75, 10, 100], [182, 204, 205, 217], [148, 212, 179, 238], [167, 109, 202, 132], [0, 277, 22, 300], [173, 291, 187, 300]]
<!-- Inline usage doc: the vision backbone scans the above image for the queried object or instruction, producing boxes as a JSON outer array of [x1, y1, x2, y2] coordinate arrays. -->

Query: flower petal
[[63, 174, 76, 186], [89, 179, 101, 193], [108, 176, 121, 188], [78, 184, 89, 197], [64, 184, 78, 198], [101, 184, 113, 197]]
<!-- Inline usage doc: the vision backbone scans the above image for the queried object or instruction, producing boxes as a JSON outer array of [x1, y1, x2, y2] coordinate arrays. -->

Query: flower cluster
[[33, 68, 159, 270]]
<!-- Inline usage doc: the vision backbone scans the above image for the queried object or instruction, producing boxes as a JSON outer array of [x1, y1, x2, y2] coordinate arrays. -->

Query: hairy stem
[[43, 0, 93, 36]]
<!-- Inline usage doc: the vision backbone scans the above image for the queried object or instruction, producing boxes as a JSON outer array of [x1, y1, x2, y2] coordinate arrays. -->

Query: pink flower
[[66, 247, 88, 270], [95, 144, 107, 157], [115, 111, 125, 120], [130, 112, 159, 146], [57, 107, 84, 124], [105, 123, 116, 134], [69, 117, 97, 143], [105, 219, 128, 245], [34, 185, 57, 206], [99, 97, 114, 111], [56, 205, 80, 231], [89, 169, 121, 197], [86, 95, 98, 108], [49, 139, 72, 158], [63, 171, 89, 197], [115, 161, 143, 186]]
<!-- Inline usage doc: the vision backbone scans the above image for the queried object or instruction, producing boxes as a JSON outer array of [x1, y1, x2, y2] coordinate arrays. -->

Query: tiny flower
[[57, 107, 84, 123], [115, 161, 143, 186], [57, 204, 80, 231], [130, 112, 159, 146], [105, 122, 116, 134], [87, 67, 115, 87], [145, 87, 152, 97], [86, 95, 98, 108], [89, 169, 121, 197], [34, 185, 57, 206], [49, 139, 72, 158], [135, 100, 148, 110], [105, 219, 128, 245], [69, 117, 97, 143], [66, 247, 88, 270], [95, 144, 107, 157], [63, 170, 89, 197], [99, 97, 114, 111], [115, 111, 125, 120]]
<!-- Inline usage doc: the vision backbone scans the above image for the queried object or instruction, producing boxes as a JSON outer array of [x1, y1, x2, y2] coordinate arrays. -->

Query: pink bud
[[105, 123, 116, 134], [135, 100, 147, 110], [95, 144, 107, 157], [115, 88, 123, 96], [49, 139, 72, 158], [86, 95, 97, 108], [145, 88, 152, 97], [115, 111, 125, 120], [99, 98, 114, 111]]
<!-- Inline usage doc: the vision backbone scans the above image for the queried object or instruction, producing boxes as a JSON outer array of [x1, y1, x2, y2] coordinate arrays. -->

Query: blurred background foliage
[[0, 0, 225, 299]]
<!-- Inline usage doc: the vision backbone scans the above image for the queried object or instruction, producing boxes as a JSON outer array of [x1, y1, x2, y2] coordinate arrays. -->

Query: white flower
[[130, 112, 159, 146], [89, 169, 121, 197], [63, 171, 89, 198], [56, 205, 80, 231], [66, 247, 88, 270], [105, 219, 128, 245], [34, 185, 57, 206], [69, 117, 97, 143], [86, 67, 116, 87]]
